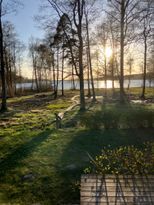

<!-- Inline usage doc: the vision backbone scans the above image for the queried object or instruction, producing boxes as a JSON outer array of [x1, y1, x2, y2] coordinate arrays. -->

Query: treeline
[[0, 0, 24, 111], [0, 0, 154, 112], [2, 21, 24, 97], [30, 0, 153, 110]]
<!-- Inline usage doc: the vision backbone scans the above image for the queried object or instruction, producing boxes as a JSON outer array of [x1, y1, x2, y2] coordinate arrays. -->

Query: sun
[[105, 47, 112, 58]]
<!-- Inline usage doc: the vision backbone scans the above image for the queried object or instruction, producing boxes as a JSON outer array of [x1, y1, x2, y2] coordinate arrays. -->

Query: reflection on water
[[95, 80, 116, 89], [16, 79, 154, 90], [63, 79, 154, 90]]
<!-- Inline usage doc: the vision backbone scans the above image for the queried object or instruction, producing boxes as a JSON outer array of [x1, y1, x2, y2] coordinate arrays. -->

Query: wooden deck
[[80, 175, 154, 205]]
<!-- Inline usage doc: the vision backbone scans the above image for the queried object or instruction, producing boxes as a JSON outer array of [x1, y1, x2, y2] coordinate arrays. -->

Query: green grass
[[94, 87, 154, 98], [0, 91, 154, 204], [0, 127, 153, 204], [46, 100, 71, 111], [128, 87, 154, 98]]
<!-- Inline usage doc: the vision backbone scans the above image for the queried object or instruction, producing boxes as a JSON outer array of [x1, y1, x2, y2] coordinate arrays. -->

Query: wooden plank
[[81, 182, 154, 188], [81, 196, 154, 203], [80, 182, 154, 189], [81, 174, 154, 180], [81, 186, 154, 192], [80, 175, 154, 204], [81, 202, 152, 205], [81, 191, 154, 197], [81, 178, 154, 184]]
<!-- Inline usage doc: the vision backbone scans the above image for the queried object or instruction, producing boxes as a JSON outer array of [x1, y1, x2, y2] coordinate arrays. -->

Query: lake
[[16, 79, 154, 90]]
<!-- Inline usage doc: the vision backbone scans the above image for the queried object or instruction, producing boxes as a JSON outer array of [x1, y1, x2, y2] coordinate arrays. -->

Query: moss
[[46, 103, 71, 110]]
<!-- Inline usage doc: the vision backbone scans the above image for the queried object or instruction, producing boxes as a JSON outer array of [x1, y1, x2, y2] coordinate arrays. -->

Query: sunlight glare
[[105, 47, 112, 58]]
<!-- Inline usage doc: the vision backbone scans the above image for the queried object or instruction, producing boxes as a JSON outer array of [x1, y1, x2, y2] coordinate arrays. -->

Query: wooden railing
[[81, 175, 154, 205]]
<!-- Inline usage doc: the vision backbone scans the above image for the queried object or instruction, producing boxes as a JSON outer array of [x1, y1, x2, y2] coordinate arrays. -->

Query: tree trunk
[[55, 47, 59, 99], [61, 47, 64, 96], [77, 0, 85, 111], [71, 64, 76, 90], [104, 55, 107, 98], [0, 6, 7, 112], [120, 0, 125, 103], [141, 36, 147, 99], [110, 24, 115, 95], [52, 57, 56, 92], [86, 47, 91, 97], [79, 36, 85, 111], [34, 65, 39, 92], [111, 58, 115, 94], [128, 65, 132, 91], [13, 43, 16, 95], [85, 15, 96, 101]]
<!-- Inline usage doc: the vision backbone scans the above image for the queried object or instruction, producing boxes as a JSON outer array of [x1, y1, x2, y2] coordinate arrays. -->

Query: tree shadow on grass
[[56, 128, 154, 204], [0, 127, 153, 204], [59, 128, 154, 172], [0, 129, 53, 178]]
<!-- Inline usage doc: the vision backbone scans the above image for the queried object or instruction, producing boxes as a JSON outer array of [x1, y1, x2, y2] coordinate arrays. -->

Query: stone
[[64, 164, 77, 170], [22, 173, 35, 181]]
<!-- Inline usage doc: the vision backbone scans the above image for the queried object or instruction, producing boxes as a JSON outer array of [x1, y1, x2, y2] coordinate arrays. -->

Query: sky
[[5, 0, 45, 78], [6, 0, 44, 44]]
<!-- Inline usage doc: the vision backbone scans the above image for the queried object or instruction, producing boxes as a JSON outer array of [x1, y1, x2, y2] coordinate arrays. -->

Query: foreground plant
[[84, 142, 154, 175]]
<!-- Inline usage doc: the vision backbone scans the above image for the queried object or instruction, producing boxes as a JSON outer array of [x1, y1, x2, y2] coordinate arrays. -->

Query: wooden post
[[54, 113, 62, 129]]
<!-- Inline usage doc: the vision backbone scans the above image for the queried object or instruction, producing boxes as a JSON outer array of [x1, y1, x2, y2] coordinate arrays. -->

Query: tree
[[147, 34, 154, 87], [126, 55, 134, 90], [0, 0, 22, 112], [29, 39, 39, 92], [0, 0, 7, 111], [29, 39, 53, 93], [108, 16, 119, 94], [3, 21, 24, 97], [44, 0, 86, 111], [84, 0, 97, 101], [72, 0, 85, 110], [140, 0, 154, 99], [51, 14, 69, 97], [107, 0, 141, 102], [96, 21, 110, 97]]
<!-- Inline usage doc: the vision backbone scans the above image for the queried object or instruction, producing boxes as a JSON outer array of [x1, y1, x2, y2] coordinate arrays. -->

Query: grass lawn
[[0, 90, 154, 204]]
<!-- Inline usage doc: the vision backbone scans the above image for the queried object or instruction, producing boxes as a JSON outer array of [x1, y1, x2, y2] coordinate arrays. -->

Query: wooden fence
[[80, 175, 154, 205]]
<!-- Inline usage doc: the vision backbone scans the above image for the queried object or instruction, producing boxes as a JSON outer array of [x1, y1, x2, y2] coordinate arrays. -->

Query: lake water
[[16, 79, 154, 90]]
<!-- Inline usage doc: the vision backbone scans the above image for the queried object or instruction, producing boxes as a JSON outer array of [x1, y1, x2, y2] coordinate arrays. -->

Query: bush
[[84, 142, 154, 175], [80, 108, 120, 130], [80, 104, 154, 129], [80, 111, 103, 130], [124, 108, 154, 128], [101, 108, 120, 129]]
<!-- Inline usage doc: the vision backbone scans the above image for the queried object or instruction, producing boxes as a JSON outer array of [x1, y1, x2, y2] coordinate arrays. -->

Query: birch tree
[[107, 0, 141, 102]]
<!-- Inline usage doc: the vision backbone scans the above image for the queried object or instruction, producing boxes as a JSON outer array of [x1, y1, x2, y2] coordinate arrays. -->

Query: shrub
[[81, 104, 154, 129], [101, 108, 120, 129], [124, 108, 154, 128], [80, 111, 103, 130], [84, 142, 154, 175]]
